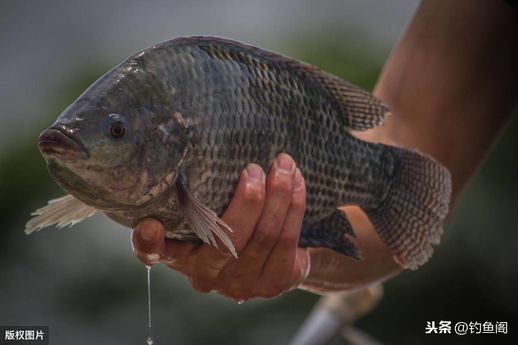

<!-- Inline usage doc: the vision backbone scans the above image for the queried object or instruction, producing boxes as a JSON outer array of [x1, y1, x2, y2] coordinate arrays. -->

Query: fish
[[26, 36, 451, 269]]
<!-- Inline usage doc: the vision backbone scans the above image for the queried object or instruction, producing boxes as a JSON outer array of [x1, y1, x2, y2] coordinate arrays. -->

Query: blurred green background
[[0, 1, 516, 344]]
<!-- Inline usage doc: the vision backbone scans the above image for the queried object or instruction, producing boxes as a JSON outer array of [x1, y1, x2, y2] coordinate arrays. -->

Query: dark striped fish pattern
[[27, 37, 451, 269]]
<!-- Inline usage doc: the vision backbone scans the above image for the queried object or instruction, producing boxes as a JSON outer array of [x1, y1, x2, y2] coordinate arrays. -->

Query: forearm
[[302, 0, 518, 293], [368, 0, 518, 199]]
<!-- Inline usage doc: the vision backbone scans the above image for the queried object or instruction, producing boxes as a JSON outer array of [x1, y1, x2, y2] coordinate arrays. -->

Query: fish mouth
[[38, 127, 89, 160]]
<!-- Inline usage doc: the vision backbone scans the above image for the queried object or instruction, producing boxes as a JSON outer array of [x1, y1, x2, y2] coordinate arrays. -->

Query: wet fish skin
[[27, 36, 451, 269], [139, 38, 389, 222]]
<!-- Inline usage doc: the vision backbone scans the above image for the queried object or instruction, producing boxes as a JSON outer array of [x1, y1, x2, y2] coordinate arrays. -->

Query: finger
[[159, 239, 199, 270], [240, 153, 296, 260], [217, 154, 296, 299], [132, 218, 166, 266], [190, 163, 266, 260], [221, 163, 267, 252], [255, 169, 306, 298], [289, 248, 311, 289], [163, 164, 267, 292]]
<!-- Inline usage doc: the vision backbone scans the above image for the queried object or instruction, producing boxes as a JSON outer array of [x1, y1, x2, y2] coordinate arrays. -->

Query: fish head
[[38, 88, 188, 210]]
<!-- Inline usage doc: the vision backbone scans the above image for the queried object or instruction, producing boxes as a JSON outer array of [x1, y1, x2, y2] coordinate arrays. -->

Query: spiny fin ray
[[177, 173, 237, 258], [168, 36, 390, 130], [25, 194, 97, 235]]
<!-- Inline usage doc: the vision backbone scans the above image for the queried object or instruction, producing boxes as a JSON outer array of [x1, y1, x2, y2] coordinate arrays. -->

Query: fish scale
[[174, 43, 386, 223], [27, 36, 451, 269]]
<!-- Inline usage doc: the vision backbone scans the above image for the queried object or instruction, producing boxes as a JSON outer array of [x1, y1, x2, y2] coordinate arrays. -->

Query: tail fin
[[365, 147, 452, 270]]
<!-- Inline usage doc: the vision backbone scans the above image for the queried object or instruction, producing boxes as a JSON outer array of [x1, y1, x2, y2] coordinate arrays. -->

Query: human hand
[[132, 153, 310, 301]]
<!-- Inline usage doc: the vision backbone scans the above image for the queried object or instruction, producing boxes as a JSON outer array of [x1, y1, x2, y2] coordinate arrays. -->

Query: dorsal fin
[[161, 36, 390, 131], [309, 71, 390, 130]]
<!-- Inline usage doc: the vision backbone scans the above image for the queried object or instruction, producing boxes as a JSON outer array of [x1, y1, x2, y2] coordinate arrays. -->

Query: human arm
[[302, 0, 518, 292]]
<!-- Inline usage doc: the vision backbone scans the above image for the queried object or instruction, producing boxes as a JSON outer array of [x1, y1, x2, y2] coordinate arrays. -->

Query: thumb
[[132, 218, 166, 265]]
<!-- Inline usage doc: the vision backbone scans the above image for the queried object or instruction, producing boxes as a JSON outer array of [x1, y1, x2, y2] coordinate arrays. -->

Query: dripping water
[[145, 265, 154, 345]]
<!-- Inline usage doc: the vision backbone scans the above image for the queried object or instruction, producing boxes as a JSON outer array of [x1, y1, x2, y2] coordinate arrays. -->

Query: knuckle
[[253, 227, 278, 245], [259, 211, 285, 232], [278, 227, 299, 245], [258, 287, 283, 299], [291, 195, 306, 212], [193, 285, 211, 293], [222, 287, 250, 301], [255, 279, 288, 299], [226, 291, 244, 301], [269, 174, 294, 196], [188, 276, 214, 293]]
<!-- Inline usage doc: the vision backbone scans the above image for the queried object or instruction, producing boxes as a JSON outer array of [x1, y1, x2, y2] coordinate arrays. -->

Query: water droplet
[[145, 265, 154, 344], [237, 300, 245, 305], [146, 265, 152, 328]]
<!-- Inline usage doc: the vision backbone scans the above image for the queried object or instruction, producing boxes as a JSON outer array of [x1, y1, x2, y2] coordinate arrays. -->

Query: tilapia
[[26, 36, 451, 269]]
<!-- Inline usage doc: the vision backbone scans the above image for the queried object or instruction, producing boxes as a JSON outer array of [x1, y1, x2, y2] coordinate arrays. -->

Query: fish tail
[[364, 146, 452, 270]]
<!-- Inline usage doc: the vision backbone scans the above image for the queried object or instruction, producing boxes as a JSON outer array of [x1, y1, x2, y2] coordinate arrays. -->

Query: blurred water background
[[0, 1, 516, 344]]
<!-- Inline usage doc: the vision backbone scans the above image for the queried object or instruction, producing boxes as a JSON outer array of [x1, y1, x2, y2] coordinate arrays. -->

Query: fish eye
[[109, 121, 126, 138], [104, 113, 127, 139]]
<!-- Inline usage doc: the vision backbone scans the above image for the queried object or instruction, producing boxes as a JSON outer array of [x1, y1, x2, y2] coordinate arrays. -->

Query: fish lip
[[38, 127, 89, 160]]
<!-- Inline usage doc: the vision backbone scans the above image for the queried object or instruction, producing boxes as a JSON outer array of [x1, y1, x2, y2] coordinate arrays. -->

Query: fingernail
[[294, 168, 303, 191], [138, 221, 158, 242], [246, 163, 264, 183], [277, 154, 295, 174]]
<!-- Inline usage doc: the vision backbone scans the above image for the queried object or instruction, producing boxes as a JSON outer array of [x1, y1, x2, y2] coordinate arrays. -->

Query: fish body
[[27, 37, 451, 269]]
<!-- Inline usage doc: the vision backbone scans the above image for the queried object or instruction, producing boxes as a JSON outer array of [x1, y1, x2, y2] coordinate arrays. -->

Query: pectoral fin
[[25, 194, 97, 234], [177, 172, 237, 258]]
